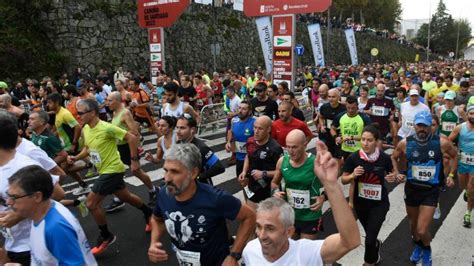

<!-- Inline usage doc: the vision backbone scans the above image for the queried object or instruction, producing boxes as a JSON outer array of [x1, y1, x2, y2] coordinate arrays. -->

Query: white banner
[[307, 23, 325, 66], [233, 0, 243, 11], [195, 0, 213, 4], [256, 16, 273, 73], [344, 28, 358, 65]]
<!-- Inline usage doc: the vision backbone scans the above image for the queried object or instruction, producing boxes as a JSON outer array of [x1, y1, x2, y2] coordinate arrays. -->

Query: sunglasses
[[77, 110, 92, 116]]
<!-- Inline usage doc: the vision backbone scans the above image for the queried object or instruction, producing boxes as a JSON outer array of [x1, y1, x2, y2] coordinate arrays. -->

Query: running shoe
[[91, 234, 116, 256], [72, 186, 91, 196], [77, 195, 89, 217], [433, 205, 441, 220], [421, 248, 432, 266], [409, 245, 424, 264], [104, 199, 125, 213], [463, 212, 471, 228], [138, 147, 145, 156], [85, 168, 98, 178]]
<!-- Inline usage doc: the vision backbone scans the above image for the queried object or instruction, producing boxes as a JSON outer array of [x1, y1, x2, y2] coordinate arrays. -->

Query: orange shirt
[[132, 89, 150, 118], [66, 97, 82, 125]]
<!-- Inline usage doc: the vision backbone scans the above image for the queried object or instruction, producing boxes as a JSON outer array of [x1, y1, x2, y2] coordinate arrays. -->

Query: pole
[[327, 6, 331, 65], [426, 0, 431, 62]]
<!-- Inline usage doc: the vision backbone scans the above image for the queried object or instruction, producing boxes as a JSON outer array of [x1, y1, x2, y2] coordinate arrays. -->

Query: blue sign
[[295, 44, 304, 56]]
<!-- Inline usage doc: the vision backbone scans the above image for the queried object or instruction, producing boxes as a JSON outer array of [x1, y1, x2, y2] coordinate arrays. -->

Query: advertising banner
[[256, 16, 273, 74], [344, 27, 358, 65], [307, 23, 325, 66]]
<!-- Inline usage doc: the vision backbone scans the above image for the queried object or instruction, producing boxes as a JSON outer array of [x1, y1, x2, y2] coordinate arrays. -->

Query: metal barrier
[[196, 96, 314, 136], [197, 103, 227, 135]]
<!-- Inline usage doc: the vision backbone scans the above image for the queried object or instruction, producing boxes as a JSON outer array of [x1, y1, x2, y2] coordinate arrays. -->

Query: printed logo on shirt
[[165, 211, 194, 247], [428, 150, 435, 158], [205, 150, 213, 160]]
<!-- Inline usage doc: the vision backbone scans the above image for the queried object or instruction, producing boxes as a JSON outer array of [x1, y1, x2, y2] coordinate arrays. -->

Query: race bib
[[90, 150, 102, 165], [412, 165, 436, 182], [176, 249, 201, 266], [344, 139, 357, 147], [235, 141, 247, 154], [243, 186, 255, 199], [404, 119, 414, 128], [372, 106, 388, 117], [460, 152, 474, 165], [286, 188, 310, 209], [358, 183, 382, 201], [441, 122, 456, 132], [325, 119, 333, 129]]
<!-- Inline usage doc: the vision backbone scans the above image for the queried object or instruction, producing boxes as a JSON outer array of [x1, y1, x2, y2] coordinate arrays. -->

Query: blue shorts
[[458, 162, 474, 175]]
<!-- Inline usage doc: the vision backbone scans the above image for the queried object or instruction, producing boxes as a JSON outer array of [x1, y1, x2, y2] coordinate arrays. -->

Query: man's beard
[[469, 118, 474, 125], [165, 178, 190, 196]]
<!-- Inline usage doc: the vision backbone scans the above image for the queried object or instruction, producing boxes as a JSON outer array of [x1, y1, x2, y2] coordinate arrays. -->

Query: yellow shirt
[[55, 107, 79, 151], [439, 84, 460, 93], [83, 120, 127, 174]]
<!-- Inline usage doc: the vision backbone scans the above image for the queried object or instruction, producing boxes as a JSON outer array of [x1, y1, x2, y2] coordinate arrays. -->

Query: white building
[[398, 19, 430, 40], [464, 44, 474, 60]]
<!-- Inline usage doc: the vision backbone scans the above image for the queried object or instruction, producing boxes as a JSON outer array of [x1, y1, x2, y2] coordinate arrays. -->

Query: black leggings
[[7, 251, 30, 266], [355, 203, 389, 264]]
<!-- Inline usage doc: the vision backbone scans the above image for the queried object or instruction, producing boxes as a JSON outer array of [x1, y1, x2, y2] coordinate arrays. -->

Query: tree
[[331, 0, 401, 31], [415, 0, 472, 56]]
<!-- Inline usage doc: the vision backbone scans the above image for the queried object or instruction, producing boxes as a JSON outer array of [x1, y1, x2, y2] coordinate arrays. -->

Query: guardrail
[[196, 95, 314, 135]]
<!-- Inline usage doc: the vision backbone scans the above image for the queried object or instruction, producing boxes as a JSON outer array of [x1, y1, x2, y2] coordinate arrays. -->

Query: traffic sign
[[244, 0, 332, 17], [295, 44, 304, 56], [137, 0, 190, 28]]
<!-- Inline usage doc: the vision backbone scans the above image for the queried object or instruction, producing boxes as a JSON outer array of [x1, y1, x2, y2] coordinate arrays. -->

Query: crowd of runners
[[0, 60, 473, 265]]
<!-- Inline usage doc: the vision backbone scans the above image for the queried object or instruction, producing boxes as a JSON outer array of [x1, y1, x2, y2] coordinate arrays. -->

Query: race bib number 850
[[412, 165, 436, 182]]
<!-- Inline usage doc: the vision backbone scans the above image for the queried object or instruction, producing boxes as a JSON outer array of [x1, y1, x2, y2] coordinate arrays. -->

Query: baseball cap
[[467, 105, 474, 112], [414, 111, 432, 126], [409, 89, 419, 96], [437, 92, 445, 98], [0, 81, 7, 89], [444, 90, 456, 100], [367, 76, 374, 82]]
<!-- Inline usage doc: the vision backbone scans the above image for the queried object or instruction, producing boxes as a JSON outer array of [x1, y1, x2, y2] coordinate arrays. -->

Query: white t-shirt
[[30, 201, 97, 266], [242, 238, 324, 266], [16, 138, 60, 184], [398, 102, 430, 139], [228, 95, 242, 113], [0, 153, 41, 252], [17, 138, 56, 171]]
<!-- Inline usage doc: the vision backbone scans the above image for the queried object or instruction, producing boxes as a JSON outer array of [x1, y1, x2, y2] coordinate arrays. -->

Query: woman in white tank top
[[144, 116, 177, 163]]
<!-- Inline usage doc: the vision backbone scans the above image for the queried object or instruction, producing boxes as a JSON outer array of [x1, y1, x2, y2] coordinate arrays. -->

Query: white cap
[[409, 89, 419, 96]]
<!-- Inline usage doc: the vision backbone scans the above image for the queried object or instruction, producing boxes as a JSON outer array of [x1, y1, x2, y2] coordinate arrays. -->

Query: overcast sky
[[400, 0, 474, 31]]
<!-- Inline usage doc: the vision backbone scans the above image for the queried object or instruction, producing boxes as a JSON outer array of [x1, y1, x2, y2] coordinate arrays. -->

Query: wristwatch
[[229, 252, 242, 260], [131, 155, 140, 161]]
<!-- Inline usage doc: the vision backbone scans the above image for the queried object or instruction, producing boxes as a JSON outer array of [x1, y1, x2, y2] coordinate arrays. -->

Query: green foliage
[[331, 0, 402, 31], [415, 0, 472, 56], [0, 0, 66, 81]]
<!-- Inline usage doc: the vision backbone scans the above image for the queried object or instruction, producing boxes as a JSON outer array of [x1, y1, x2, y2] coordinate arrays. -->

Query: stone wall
[[38, 1, 419, 77]]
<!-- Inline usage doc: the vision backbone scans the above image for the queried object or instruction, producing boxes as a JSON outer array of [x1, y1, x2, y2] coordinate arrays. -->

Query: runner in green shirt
[[67, 98, 152, 256], [271, 129, 326, 240]]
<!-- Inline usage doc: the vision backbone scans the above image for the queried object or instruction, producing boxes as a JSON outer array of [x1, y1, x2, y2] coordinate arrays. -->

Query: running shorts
[[404, 182, 440, 207]]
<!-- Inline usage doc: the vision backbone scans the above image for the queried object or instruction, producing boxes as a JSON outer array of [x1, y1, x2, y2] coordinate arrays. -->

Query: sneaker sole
[[72, 189, 91, 196], [92, 235, 117, 256], [105, 203, 125, 213]]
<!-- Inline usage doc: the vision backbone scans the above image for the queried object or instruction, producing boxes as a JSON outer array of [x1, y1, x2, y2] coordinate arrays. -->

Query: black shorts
[[335, 147, 352, 160], [247, 185, 271, 204], [319, 132, 337, 156], [8, 251, 30, 266], [404, 182, 440, 207], [295, 218, 324, 235], [236, 159, 244, 177], [92, 172, 126, 195], [118, 143, 131, 166], [135, 115, 155, 127]]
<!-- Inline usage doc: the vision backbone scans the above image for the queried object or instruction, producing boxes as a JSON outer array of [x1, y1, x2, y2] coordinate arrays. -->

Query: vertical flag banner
[[256, 16, 273, 73], [344, 27, 358, 65], [307, 23, 325, 66]]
